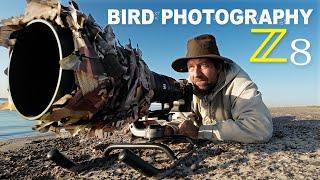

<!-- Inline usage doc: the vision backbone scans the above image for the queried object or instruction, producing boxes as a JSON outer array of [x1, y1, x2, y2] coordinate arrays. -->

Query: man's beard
[[192, 80, 214, 96]]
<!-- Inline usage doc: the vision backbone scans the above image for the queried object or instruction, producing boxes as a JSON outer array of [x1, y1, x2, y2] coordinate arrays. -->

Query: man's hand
[[177, 120, 199, 139]]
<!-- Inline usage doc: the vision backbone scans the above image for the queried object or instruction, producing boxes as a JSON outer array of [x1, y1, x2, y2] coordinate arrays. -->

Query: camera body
[[151, 72, 193, 113]]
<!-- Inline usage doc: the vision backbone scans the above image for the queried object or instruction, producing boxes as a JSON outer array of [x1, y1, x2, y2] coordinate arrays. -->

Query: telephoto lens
[[151, 72, 193, 112]]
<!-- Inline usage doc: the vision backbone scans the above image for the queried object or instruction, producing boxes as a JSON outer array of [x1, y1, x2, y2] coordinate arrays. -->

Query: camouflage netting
[[0, 0, 154, 137]]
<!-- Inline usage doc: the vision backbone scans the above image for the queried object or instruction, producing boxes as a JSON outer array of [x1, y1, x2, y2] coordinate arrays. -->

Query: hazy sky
[[0, 0, 319, 107]]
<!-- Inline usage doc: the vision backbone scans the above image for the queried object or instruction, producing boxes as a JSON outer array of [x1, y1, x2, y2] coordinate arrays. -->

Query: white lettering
[[285, 9, 299, 24], [300, 9, 313, 24], [188, 9, 202, 25], [174, 9, 187, 24], [245, 9, 257, 24], [142, 9, 154, 24], [215, 9, 229, 25], [273, 9, 285, 24], [108, 9, 120, 24], [259, 9, 272, 24], [230, 9, 243, 25], [202, 9, 215, 24], [162, 9, 173, 24]]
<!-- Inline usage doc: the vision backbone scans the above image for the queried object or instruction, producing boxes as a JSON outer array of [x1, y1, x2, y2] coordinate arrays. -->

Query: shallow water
[[0, 99, 39, 140], [0, 100, 163, 140]]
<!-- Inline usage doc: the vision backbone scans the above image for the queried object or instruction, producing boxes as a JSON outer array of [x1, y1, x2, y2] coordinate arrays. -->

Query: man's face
[[187, 58, 220, 92]]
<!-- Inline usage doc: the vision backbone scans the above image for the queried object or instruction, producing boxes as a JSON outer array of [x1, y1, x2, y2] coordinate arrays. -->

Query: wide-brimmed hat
[[172, 34, 229, 72]]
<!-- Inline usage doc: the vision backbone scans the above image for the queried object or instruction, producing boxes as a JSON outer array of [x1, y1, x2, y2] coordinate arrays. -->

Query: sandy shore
[[0, 107, 319, 179], [0, 101, 15, 111]]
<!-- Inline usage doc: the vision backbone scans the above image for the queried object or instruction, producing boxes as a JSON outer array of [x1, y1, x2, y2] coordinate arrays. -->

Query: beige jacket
[[171, 60, 273, 143]]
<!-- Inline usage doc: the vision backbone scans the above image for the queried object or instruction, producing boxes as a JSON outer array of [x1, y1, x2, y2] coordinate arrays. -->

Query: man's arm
[[198, 82, 273, 143]]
